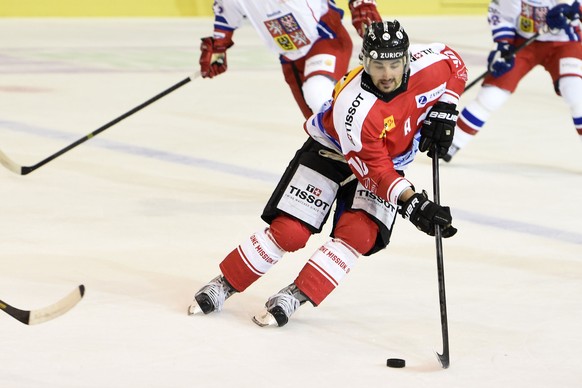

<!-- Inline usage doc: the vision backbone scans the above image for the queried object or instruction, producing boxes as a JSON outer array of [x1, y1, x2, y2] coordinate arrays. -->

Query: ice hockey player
[[189, 20, 466, 327], [444, 0, 582, 161], [198, 0, 381, 118]]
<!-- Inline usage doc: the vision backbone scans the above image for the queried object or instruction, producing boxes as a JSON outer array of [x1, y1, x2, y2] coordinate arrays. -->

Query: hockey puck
[[386, 358, 406, 368]]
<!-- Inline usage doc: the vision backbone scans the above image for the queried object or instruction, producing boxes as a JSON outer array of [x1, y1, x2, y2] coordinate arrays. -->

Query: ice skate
[[442, 144, 459, 162], [252, 284, 309, 327], [188, 275, 236, 315]]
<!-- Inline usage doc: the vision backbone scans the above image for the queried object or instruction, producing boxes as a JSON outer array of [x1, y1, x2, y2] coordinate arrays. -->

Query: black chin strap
[[361, 69, 410, 102]]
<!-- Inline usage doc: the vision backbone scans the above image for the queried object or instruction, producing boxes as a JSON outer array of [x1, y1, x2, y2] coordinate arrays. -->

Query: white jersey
[[489, 0, 581, 42], [212, 0, 338, 60]]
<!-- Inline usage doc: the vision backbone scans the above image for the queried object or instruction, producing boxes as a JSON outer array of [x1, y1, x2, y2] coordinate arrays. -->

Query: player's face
[[366, 58, 405, 93]]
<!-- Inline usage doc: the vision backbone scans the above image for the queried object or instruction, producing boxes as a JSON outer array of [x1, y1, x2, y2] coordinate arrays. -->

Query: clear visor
[[362, 54, 409, 75]]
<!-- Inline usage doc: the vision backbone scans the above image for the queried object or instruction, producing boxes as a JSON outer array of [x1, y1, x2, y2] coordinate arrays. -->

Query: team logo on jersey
[[264, 14, 310, 51], [517, 2, 545, 33], [379, 115, 396, 138], [519, 16, 534, 32]]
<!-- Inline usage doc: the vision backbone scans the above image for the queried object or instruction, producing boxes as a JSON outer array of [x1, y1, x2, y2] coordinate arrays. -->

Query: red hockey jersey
[[304, 42, 467, 205]]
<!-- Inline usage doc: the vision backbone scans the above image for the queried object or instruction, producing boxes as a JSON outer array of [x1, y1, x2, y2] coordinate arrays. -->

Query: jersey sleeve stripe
[[492, 27, 516, 41], [387, 177, 412, 205]]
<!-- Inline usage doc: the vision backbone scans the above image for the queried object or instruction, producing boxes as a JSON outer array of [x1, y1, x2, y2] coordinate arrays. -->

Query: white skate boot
[[442, 144, 459, 162], [252, 283, 309, 327], [188, 275, 236, 315]]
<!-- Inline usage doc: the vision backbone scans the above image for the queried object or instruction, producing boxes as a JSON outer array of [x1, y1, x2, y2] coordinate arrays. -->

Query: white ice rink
[[1, 16, 581, 388]]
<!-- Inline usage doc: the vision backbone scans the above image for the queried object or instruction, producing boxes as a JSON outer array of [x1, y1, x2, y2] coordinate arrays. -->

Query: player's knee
[[269, 215, 311, 252], [302, 75, 336, 114], [475, 85, 511, 112], [333, 211, 379, 255]]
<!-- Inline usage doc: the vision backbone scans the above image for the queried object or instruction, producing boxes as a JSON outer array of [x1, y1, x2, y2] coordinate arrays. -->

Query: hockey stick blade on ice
[[0, 73, 198, 175], [0, 284, 85, 325], [432, 152, 450, 369]]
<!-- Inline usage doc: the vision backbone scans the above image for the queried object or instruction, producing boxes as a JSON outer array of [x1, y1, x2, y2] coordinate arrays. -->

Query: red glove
[[349, 0, 382, 37], [199, 36, 234, 78]]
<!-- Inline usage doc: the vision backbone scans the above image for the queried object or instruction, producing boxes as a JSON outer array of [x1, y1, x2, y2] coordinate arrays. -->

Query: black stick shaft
[[0, 299, 31, 324], [432, 154, 450, 369], [21, 76, 192, 175]]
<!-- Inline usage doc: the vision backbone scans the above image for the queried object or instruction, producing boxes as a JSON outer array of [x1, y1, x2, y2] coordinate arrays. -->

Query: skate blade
[[252, 310, 278, 327], [187, 302, 203, 315]]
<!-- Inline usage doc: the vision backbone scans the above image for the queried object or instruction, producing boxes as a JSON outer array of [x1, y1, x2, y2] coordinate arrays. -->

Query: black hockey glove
[[400, 191, 457, 238], [419, 102, 458, 159]]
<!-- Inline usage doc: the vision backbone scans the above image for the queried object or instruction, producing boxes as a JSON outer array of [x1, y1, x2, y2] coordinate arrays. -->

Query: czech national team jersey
[[489, 0, 582, 42], [212, 0, 341, 60], [304, 43, 468, 205]]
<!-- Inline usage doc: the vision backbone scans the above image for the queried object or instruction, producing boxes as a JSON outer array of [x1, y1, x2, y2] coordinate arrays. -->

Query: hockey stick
[[431, 152, 450, 369], [0, 284, 85, 325], [0, 73, 199, 176], [464, 33, 540, 92]]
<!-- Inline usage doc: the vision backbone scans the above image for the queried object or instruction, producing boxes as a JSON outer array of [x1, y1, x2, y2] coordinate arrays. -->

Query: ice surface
[[1, 16, 581, 388]]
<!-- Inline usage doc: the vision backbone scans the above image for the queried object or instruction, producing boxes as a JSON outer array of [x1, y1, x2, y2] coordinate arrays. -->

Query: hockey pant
[[219, 139, 399, 305], [454, 40, 582, 148]]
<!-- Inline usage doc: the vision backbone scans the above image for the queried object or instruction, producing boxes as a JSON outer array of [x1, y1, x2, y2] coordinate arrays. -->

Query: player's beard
[[376, 76, 402, 93]]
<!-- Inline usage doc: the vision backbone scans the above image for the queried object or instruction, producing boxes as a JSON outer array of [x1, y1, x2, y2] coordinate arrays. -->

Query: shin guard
[[220, 229, 284, 292], [294, 238, 359, 306]]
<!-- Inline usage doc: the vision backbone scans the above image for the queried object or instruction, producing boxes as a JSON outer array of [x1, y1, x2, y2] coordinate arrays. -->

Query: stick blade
[[27, 285, 85, 325], [436, 351, 450, 369], [0, 148, 24, 175]]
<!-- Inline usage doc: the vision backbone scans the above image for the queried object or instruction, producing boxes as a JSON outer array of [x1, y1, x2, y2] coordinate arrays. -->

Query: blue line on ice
[[2, 119, 581, 245]]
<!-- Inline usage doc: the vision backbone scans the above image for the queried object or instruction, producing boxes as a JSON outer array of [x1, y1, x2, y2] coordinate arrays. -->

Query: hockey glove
[[487, 42, 515, 78], [349, 0, 382, 38], [400, 191, 457, 238], [419, 102, 458, 159], [199, 36, 234, 79], [546, 1, 581, 41]]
